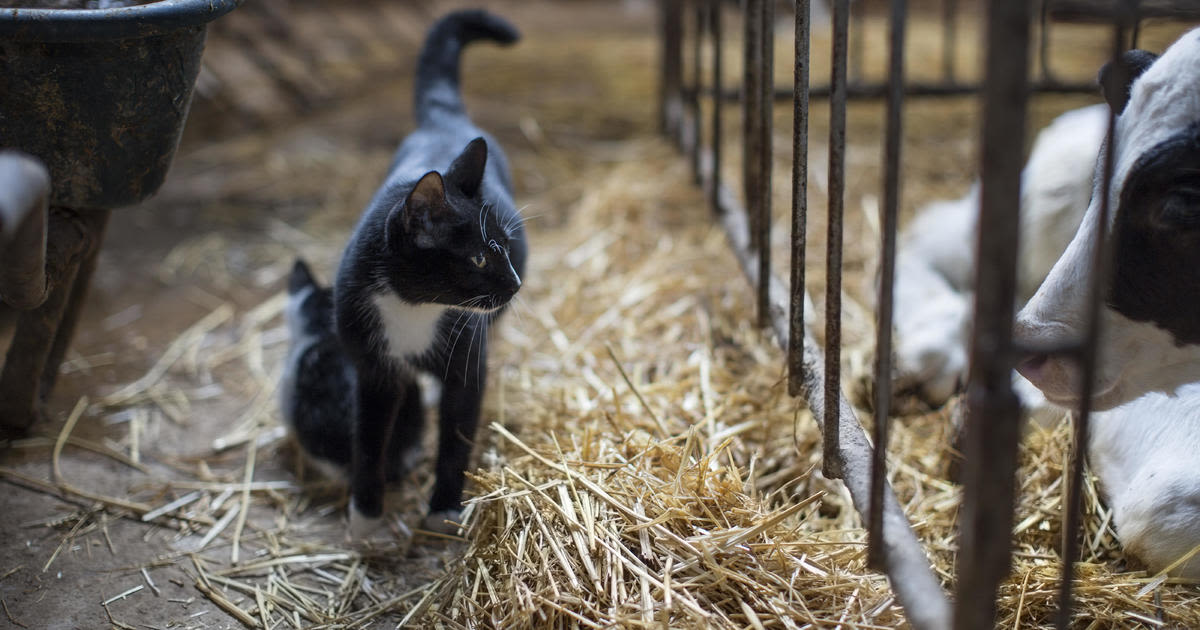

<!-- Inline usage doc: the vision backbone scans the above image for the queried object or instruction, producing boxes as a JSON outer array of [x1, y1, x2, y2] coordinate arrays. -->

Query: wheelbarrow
[[0, 0, 241, 435]]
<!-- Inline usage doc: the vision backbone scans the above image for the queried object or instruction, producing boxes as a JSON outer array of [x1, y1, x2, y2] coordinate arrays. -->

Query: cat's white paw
[[348, 499, 385, 540], [421, 509, 464, 536]]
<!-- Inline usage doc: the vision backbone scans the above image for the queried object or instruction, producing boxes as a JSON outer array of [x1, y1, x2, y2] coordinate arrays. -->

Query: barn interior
[[1, 1, 1198, 627]]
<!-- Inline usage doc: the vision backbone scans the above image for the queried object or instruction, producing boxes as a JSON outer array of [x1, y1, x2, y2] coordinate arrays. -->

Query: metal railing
[[657, 0, 1173, 628]]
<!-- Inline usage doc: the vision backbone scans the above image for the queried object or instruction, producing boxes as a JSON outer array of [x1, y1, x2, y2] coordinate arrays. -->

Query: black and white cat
[[280, 259, 355, 480], [280, 10, 526, 538]]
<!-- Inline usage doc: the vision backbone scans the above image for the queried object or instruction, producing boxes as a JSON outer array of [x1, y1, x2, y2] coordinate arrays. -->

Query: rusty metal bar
[[660, 0, 684, 140], [744, 0, 763, 251], [701, 170, 952, 630], [942, 0, 958, 82], [691, 0, 705, 185], [710, 0, 723, 214], [787, 0, 811, 396], [823, 0, 850, 479], [869, 0, 907, 572], [953, 0, 1031, 627], [755, 0, 773, 329], [694, 79, 1099, 102], [1057, 7, 1133, 626], [666, 15, 952, 629], [850, 0, 866, 84], [1039, 0, 1057, 85], [1051, 0, 1200, 21]]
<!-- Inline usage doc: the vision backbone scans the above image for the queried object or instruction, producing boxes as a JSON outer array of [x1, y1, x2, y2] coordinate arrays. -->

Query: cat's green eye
[[472, 253, 487, 268]]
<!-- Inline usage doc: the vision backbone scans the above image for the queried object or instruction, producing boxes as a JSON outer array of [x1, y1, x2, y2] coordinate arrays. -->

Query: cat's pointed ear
[[408, 170, 447, 211], [288, 259, 317, 295], [446, 137, 488, 197], [391, 171, 450, 249]]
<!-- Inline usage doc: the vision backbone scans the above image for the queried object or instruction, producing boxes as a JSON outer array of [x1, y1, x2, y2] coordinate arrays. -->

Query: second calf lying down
[[893, 104, 1108, 407]]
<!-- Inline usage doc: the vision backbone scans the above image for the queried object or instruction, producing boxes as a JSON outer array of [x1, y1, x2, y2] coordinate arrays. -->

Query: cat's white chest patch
[[371, 293, 446, 363]]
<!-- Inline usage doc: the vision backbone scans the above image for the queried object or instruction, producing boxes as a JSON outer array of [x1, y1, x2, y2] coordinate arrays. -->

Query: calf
[[893, 29, 1200, 577], [893, 105, 1107, 407], [1090, 388, 1200, 576], [1015, 30, 1200, 411]]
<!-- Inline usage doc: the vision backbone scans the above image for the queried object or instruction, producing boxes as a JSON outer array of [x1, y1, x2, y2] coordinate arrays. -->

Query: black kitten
[[282, 260, 423, 483], [280, 259, 355, 480], [333, 10, 526, 537]]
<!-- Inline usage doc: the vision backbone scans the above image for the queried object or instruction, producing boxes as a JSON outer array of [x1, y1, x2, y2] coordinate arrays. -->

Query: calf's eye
[[1157, 192, 1200, 230], [472, 253, 488, 268]]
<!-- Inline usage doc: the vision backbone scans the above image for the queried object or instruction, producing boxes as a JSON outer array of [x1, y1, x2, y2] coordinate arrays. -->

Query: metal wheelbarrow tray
[[0, 0, 240, 434]]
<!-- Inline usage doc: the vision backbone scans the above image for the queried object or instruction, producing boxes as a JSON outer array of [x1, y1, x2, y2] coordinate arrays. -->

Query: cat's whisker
[[476, 324, 489, 382], [442, 298, 484, 378], [504, 212, 541, 233], [506, 294, 528, 329], [478, 201, 488, 244], [443, 315, 473, 380], [464, 314, 480, 381]]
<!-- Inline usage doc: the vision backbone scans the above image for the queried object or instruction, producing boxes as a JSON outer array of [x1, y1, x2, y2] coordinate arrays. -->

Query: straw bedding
[[5, 8, 1200, 629], [16, 138, 1193, 629]]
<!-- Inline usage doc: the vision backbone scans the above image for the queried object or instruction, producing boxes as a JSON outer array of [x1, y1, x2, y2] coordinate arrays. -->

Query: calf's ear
[[1099, 50, 1158, 115]]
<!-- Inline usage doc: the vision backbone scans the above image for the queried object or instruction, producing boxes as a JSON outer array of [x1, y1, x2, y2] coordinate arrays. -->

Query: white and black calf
[[893, 28, 1200, 578], [892, 104, 1107, 407], [1015, 30, 1200, 411]]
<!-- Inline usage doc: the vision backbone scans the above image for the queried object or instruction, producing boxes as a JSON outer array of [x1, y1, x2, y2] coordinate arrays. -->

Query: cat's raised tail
[[414, 10, 520, 126]]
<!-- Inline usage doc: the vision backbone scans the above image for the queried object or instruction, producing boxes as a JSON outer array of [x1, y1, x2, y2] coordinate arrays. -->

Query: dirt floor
[[1, 3, 661, 628], [2, 1, 1198, 628]]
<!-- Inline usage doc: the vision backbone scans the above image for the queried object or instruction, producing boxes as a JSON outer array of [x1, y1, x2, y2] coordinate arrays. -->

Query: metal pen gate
[[657, 1, 1195, 628]]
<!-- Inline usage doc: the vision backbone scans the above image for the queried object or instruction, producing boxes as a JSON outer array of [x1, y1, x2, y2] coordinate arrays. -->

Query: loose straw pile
[[10, 131, 1199, 628]]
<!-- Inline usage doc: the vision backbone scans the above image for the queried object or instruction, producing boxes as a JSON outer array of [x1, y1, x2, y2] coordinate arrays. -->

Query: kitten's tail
[[414, 10, 520, 126]]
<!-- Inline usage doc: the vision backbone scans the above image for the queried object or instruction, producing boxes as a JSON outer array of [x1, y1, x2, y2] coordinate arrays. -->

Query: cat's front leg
[[349, 364, 401, 539], [424, 328, 488, 534]]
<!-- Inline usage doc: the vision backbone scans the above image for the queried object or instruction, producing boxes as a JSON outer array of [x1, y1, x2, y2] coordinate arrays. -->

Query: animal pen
[[5, 1, 1200, 628], [659, 0, 1200, 628]]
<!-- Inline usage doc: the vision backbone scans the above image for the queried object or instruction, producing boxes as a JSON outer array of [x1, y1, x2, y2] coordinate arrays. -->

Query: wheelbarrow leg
[[0, 208, 108, 436], [42, 210, 109, 393]]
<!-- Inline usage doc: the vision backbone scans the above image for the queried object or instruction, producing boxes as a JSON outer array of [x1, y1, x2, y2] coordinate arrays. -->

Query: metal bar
[[869, 0, 907, 572], [1050, 0, 1200, 21], [691, 0, 705, 185], [1039, 0, 1057, 85], [660, 0, 684, 140], [670, 60, 951, 630], [710, 0, 723, 214], [756, 0, 773, 329], [942, 0, 958, 82], [953, 0, 1032, 627], [788, 0, 811, 396], [849, 0, 866, 84], [710, 174, 952, 630], [823, 0, 850, 480], [1057, 7, 1132, 626], [693, 79, 1100, 103], [744, 0, 763, 251]]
